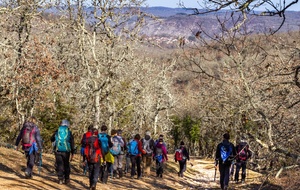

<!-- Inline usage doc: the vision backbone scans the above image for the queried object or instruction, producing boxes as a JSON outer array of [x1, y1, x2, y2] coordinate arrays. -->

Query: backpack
[[220, 143, 232, 163], [155, 147, 163, 163], [21, 122, 36, 148], [127, 139, 139, 156], [142, 138, 153, 156], [84, 136, 101, 163], [110, 136, 122, 156], [175, 148, 183, 161], [55, 125, 71, 152], [98, 133, 109, 154], [238, 144, 248, 161]]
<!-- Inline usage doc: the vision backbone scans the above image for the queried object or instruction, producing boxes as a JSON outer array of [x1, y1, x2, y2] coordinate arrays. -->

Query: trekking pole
[[214, 160, 217, 182], [38, 151, 42, 175], [214, 167, 217, 182], [83, 160, 88, 176]]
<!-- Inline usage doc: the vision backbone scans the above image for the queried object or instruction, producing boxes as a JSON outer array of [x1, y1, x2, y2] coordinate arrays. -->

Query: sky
[[145, 0, 300, 11]]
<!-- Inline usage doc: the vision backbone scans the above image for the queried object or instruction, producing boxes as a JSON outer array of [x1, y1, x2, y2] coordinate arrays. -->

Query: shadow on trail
[[0, 175, 63, 190]]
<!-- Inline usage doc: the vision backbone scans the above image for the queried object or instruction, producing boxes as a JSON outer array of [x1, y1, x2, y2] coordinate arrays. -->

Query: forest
[[0, 0, 299, 185]]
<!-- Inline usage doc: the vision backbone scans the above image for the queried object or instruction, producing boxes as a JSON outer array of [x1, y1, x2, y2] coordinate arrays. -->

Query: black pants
[[130, 155, 141, 177], [25, 151, 36, 176], [235, 161, 247, 181], [179, 159, 187, 174], [156, 160, 164, 176], [219, 163, 230, 189], [55, 151, 71, 180], [88, 162, 100, 187], [99, 162, 111, 183]]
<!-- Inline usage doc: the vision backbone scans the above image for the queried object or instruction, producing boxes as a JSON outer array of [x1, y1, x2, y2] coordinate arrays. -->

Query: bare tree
[[178, 15, 299, 171]]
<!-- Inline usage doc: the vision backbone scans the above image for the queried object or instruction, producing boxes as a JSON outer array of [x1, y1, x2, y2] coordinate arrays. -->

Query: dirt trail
[[0, 147, 262, 190]]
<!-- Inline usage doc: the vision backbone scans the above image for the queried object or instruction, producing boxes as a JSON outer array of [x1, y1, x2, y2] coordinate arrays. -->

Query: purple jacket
[[155, 142, 168, 162]]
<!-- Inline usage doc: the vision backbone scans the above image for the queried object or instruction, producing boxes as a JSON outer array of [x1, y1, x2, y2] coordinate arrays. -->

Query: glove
[[37, 148, 43, 154]]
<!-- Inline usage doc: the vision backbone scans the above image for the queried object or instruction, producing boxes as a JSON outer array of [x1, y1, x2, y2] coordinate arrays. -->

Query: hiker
[[51, 119, 75, 185], [111, 129, 125, 178], [117, 129, 127, 177], [155, 134, 167, 148], [215, 133, 237, 190], [83, 127, 102, 190], [234, 137, 252, 184], [141, 131, 155, 177], [124, 134, 135, 175], [127, 133, 146, 179], [81, 125, 93, 156], [80, 125, 93, 175], [15, 116, 43, 179], [174, 141, 190, 177], [98, 125, 113, 183], [154, 136, 168, 178]]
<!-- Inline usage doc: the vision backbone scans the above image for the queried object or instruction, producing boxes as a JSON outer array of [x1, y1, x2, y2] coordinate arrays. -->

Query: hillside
[[0, 146, 270, 190]]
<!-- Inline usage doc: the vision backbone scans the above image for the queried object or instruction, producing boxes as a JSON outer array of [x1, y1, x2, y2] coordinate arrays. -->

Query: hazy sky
[[145, 0, 300, 11]]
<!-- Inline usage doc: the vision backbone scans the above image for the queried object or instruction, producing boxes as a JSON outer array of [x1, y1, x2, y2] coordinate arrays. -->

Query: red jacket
[[135, 139, 145, 157]]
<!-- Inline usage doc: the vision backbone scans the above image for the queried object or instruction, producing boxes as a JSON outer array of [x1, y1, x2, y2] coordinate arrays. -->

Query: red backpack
[[237, 144, 248, 161], [84, 136, 101, 163], [21, 122, 36, 148], [175, 148, 183, 161]]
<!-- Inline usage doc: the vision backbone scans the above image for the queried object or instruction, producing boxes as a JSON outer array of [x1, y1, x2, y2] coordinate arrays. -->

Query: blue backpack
[[55, 125, 71, 152], [220, 143, 232, 163], [127, 139, 139, 156], [110, 136, 122, 156], [98, 133, 109, 154]]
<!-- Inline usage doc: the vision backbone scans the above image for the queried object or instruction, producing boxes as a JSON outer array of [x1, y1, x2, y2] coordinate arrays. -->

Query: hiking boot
[[223, 186, 228, 190], [242, 180, 245, 184], [118, 168, 123, 178], [137, 175, 142, 179], [24, 171, 32, 179], [58, 179, 63, 184], [65, 179, 70, 185], [160, 174, 163, 178], [90, 184, 96, 190], [113, 170, 118, 178]]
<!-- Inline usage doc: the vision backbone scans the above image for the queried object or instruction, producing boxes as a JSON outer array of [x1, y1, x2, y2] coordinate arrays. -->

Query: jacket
[[215, 139, 236, 166], [154, 142, 168, 162], [50, 127, 75, 155], [15, 122, 43, 152]]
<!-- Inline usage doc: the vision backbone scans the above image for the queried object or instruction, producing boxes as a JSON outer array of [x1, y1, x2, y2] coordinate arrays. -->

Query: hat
[[145, 131, 151, 136], [180, 141, 185, 145], [61, 119, 70, 127], [223, 133, 230, 140]]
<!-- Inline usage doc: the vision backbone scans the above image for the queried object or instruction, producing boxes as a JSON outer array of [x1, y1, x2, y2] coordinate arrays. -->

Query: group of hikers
[[14, 117, 190, 190], [15, 117, 251, 190], [215, 133, 252, 190]]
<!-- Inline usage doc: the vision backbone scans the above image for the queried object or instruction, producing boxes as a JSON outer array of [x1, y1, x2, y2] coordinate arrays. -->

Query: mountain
[[138, 7, 300, 46]]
